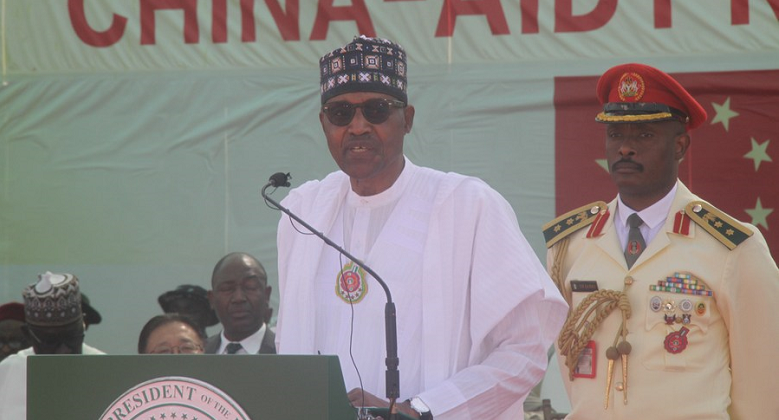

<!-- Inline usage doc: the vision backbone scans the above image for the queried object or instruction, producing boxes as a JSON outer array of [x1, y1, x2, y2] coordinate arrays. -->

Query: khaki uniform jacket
[[546, 181, 779, 419]]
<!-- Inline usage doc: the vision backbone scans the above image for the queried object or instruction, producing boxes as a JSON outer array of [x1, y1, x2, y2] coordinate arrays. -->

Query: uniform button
[[624, 276, 634, 286], [615, 382, 624, 391]]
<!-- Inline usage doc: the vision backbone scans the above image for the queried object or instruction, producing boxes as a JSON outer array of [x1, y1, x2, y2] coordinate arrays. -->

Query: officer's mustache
[[611, 159, 643, 172]]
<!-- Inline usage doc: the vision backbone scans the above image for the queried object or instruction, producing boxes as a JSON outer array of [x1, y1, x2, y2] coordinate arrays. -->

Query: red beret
[[0, 302, 25, 322], [595, 63, 707, 129]]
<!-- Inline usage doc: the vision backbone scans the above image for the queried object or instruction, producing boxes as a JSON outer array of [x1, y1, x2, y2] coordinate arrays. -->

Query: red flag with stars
[[554, 70, 778, 261]]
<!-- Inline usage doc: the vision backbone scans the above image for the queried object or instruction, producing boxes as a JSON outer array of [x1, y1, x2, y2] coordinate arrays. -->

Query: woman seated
[[138, 313, 206, 354]]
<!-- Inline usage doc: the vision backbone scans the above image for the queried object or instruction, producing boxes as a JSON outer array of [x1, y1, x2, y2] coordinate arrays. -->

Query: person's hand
[[347, 388, 420, 419]]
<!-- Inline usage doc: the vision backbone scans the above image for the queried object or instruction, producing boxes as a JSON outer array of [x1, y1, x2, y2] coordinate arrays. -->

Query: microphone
[[268, 172, 291, 188], [261, 173, 401, 413]]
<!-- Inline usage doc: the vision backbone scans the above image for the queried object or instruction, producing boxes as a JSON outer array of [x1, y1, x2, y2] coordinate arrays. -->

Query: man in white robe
[[0, 272, 105, 419], [274, 35, 568, 419]]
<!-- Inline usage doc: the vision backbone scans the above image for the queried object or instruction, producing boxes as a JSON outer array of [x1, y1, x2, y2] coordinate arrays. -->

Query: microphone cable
[[338, 252, 369, 417], [263, 176, 399, 419]]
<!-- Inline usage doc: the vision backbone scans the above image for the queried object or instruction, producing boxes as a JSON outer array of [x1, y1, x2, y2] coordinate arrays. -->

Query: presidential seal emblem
[[336, 261, 368, 304], [100, 376, 251, 420]]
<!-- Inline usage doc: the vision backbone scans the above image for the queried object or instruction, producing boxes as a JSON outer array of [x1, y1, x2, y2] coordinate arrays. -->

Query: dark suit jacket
[[204, 328, 276, 354]]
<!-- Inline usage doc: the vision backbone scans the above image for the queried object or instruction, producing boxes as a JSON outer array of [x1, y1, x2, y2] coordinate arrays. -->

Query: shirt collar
[[617, 182, 678, 230], [346, 156, 416, 208], [218, 323, 266, 354]]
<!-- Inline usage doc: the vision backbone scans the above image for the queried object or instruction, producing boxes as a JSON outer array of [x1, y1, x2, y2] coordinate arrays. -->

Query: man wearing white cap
[[0, 271, 105, 419]]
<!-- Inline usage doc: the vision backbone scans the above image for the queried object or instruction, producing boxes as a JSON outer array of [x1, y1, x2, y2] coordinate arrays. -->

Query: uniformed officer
[[544, 63, 779, 419]]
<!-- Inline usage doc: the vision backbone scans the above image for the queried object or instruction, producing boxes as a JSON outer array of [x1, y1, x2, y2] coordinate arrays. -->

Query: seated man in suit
[[205, 252, 275, 354]]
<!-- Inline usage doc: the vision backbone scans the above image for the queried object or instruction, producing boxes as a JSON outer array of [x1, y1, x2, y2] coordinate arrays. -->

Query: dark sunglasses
[[322, 98, 406, 126]]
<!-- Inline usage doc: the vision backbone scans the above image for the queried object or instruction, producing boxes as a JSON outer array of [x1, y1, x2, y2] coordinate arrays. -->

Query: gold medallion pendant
[[336, 261, 368, 303]]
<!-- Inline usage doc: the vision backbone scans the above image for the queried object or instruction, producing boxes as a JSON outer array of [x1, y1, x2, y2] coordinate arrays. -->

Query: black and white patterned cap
[[320, 35, 408, 104], [23, 272, 83, 327]]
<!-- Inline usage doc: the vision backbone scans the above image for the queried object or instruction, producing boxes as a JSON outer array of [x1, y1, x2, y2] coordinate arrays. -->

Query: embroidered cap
[[320, 35, 408, 104], [22, 272, 83, 327], [595, 63, 707, 129]]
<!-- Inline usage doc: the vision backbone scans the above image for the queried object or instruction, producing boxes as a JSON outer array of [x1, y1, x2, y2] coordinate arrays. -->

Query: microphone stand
[[261, 173, 400, 420]]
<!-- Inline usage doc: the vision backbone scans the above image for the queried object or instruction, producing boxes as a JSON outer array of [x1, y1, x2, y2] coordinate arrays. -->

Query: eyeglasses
[[149, 342, 203, 354], [322, 98, 406, 126]]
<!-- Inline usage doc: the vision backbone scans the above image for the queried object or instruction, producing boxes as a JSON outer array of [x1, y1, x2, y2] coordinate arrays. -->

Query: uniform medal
[[336, 261, 368, 303], [664, 326, 689, 354]]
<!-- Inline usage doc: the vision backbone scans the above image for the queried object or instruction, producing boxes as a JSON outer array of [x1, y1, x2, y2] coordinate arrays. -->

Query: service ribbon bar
[[649, 285, 713, 297], [658, 281, 706, 291]]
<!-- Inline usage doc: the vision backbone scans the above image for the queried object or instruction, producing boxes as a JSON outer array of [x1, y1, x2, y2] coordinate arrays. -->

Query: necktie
[[624, 213, 646, 269], [225, 342, 243, 354]]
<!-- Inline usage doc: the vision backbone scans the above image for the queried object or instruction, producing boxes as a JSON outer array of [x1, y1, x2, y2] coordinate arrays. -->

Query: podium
[[27, 354, 358, 419]]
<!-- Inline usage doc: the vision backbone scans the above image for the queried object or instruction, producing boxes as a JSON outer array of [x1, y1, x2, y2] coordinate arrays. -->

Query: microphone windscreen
[[269, 172, 290, 187]]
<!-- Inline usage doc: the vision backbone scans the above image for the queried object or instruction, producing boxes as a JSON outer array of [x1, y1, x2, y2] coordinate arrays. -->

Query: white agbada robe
[[313, 164, 424, 396], [0, 343, 105, 419], [276, 158, 568, 419]]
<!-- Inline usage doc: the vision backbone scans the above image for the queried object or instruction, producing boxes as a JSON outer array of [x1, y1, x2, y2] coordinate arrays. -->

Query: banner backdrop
[[1, 1, 777, 360]]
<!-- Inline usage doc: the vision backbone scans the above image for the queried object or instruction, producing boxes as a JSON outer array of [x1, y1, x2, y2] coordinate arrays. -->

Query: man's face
[[208, 256, 271, 342], [320, 92, 415, 196], [24, 319, 85, 355], [0, 319, 31, 361], [605, 121, 689, 208]]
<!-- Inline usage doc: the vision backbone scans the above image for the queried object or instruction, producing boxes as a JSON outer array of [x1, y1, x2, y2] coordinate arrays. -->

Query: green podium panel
[[28, 354, 358, 419]]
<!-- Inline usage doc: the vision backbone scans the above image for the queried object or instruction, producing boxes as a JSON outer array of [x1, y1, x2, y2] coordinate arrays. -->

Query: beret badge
[[618, 72, 645, 102]]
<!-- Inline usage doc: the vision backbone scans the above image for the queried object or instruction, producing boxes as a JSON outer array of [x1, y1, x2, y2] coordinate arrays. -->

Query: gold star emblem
[[715, 221, 723, 228], [554, 225, 561, 232], [726, 229, 734, 236], [566, 218, 574, 225]]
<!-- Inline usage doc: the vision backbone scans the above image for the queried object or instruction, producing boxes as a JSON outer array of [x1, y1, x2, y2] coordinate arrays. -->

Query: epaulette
[[685, 200, 753, 250], [543, 201, 608, 248]]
